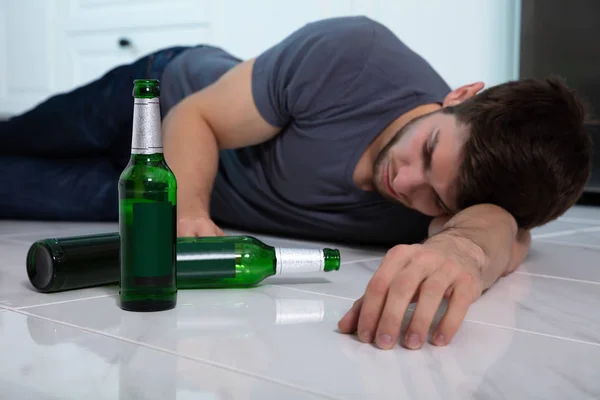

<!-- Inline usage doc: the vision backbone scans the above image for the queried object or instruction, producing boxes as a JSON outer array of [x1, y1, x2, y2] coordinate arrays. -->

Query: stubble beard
[[372, 121, 409, 198], [371, 111, 434, 203]]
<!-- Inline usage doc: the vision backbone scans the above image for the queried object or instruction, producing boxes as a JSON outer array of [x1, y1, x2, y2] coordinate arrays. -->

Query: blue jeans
[[0, 46, 189, 221]]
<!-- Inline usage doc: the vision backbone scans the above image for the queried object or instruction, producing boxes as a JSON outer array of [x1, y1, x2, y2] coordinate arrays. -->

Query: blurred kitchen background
[[0, 0, 598, 195]]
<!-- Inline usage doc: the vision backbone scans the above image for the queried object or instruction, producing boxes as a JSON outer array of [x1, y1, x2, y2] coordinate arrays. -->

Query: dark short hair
[[446, 77, 593, 229]]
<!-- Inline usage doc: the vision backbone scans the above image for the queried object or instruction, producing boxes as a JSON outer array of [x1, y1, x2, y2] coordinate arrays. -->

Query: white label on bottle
[[275, 299, 325, 324], [275, 248, 324, 274], [131, 97, 163, 154]]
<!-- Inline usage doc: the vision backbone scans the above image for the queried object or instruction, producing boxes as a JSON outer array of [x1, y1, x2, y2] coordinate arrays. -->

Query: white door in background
[[61, 0, 210, 89], [0, 0, 210, 116], [0, 0, 62, 116]]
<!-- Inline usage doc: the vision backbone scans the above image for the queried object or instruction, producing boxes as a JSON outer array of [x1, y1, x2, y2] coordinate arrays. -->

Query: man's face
[[372, 110, 468, 217]]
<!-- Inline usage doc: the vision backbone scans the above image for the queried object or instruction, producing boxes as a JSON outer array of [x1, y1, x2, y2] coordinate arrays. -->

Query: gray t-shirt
[[161, 16, 451, 246]]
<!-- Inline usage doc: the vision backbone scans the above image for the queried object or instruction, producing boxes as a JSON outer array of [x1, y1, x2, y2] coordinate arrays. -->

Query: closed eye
[[422, 134, 433, 170], [422, 128, 439, 171], [423, 129, 451, 214]]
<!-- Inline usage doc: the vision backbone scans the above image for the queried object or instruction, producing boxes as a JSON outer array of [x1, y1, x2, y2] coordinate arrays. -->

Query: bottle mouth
[[133, 79, 160, 98], [323, 248, 341, 271], [26, 243, 55, 291]]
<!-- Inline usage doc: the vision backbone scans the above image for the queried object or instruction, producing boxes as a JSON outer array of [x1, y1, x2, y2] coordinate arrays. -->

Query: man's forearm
[[162, 102, 219, 218], [436, 204, 523, 289]]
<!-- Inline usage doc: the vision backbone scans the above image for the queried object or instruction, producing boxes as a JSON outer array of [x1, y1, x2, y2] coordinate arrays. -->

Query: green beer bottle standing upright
[[118, 79, 177, 312]]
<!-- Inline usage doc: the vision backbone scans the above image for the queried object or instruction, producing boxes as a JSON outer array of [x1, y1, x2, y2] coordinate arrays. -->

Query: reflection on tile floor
[[0, 311, 327, 400], [1, 205, 600, 399]]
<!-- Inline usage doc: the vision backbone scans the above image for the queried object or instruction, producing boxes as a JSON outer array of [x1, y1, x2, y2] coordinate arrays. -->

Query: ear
[[442, 82, 485, 107]]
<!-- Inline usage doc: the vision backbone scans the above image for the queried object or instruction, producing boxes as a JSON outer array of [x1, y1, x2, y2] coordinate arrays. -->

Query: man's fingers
[[403, 265, 454, 350], [338, 297, 363, 333], [356, 246, 414, 343], [373, 262, 428, 349], [177, 217, 225, 237], [432, 276, 480, 346], [177, 219, 199, 237], [177, 225, 195, 237], [355, 272, 392, 343]]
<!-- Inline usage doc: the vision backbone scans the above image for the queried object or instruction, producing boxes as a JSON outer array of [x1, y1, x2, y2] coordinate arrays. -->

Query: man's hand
[[178, 216, 225, 237], [338, 234, 485, 350], [338, 203, 529, 350]]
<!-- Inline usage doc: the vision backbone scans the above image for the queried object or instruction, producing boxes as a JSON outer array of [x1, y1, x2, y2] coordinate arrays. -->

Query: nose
[[391, 167, 425, 199]]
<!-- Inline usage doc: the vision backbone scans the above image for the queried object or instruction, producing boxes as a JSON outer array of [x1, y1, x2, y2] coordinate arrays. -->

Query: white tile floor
[[1, 205, 600, 399]]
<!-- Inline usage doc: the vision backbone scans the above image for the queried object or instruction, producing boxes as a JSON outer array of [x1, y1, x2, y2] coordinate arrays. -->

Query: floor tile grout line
[[0, 229, 83, 240], [532, 225, 600, 240], [558, 217, 600, 225], [513, 271, 600, 285], [464, 319, 600, 347], [13, 294, 117, 310], [573, 226, 600, 233], [341, 257, 383, 266], [270, 285, 358, 301], [0, 227, 119, 242], [0, 232, 52, 240], [532, 230, 581, 239], [6, 307, 341, 400], [532, 238, 600, 251]]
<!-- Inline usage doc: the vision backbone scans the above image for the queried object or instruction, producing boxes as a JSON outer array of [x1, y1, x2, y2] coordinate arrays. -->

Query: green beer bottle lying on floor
[[118, 79, 177, 312], [176, 235, 340, 289], [26, 234, 341, 293]]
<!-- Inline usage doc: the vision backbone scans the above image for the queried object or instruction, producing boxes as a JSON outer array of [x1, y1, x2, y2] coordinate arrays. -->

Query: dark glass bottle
[[118, 79, 177, 312]]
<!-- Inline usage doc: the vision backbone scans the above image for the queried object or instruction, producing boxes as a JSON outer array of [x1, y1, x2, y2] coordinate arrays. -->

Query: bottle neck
[[274, 248, 325, 274], [129, 153, 166, 165], [131, 97, 163, 155]]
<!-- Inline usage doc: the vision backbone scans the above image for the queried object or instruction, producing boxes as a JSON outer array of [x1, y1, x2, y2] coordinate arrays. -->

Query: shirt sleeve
[[250, 17, 377, 128]]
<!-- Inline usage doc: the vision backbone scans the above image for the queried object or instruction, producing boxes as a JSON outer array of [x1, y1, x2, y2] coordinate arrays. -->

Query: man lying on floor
[[1, 16, 592, 350]]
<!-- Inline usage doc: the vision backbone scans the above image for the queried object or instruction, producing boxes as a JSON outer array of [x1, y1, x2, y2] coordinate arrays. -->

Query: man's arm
[[162, 59, 281, 235], [428, 204, 531, 287]]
